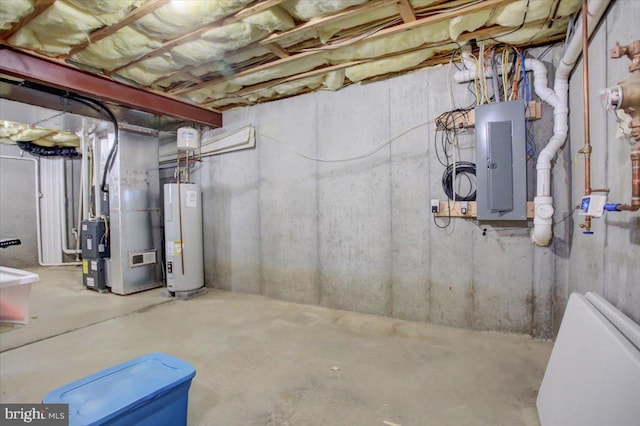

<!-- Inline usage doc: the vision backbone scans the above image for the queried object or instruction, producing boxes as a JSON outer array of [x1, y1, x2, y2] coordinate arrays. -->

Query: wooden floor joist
[[0, 0, 55, 41], [170, 0, 512, 96], [64, 0, 171, 59], [108, 0, 285, 75]]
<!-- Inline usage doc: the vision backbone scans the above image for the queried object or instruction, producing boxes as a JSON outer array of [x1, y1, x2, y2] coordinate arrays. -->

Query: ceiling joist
[[396, 0, 417, 23], [261, 0, 399, 46], [207, 16, 558, 107], [64, 0, 171, 59], [264, 43, 290, 59], [0, 0, 55, 41], [108, 0, 285, 76], [171, 0, 512, 96], [0, 0, 580, 111]]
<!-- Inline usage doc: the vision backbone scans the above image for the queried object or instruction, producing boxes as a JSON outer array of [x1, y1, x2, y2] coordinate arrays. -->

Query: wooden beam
[[396, 0, 417, 23], [226, 0, 286, 21], [264, 43, 290, 59], [456, 15, 558, 43], [357, 0, 512, 41], [0, 0, 55, 41], [65, 0, 170, 59], [158, 0, 449, 90], [260, 0, 399, 46], [208, 33, 566, 107], [434, 201, 535, 219], [108, 0, 285, 75], [547, 0, 561, 28], [205, 60, 365, 104], [205, 15, 562, 106], [0, 48, 221, 127], [172, 0, 512, 95], [153, 0, 452, 90]]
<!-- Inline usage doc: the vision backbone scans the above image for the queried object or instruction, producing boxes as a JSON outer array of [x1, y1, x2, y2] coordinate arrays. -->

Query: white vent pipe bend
[[452, 0, 611, 246]]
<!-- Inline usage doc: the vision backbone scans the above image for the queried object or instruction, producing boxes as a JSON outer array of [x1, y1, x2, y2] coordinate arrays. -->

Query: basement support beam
[[0, 48, 222, 128]]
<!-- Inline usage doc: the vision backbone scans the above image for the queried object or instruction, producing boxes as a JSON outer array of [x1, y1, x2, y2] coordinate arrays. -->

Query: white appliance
[[176, 127, 200, 151], [537, 292, 640, 426], [163, 183, 204, 293]]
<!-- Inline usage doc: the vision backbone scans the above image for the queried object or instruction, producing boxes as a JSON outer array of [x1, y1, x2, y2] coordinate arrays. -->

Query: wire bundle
[[442, 161, 476, 201]]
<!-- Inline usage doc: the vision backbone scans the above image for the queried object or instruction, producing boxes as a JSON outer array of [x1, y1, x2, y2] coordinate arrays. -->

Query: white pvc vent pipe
[[453, 0, 611, 246]]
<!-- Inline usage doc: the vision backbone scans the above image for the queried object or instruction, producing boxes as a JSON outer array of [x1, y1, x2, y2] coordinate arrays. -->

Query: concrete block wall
[[197, 60, 561, 337], [558, 0, 640, 332]]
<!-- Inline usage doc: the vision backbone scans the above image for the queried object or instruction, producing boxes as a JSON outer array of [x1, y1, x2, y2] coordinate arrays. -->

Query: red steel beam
[[0, 48, 222, 128]]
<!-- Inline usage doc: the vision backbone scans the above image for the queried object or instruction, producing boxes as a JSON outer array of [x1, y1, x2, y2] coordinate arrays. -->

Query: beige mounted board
[[435, 101, 543, 131], [434, 201, 535, 219]]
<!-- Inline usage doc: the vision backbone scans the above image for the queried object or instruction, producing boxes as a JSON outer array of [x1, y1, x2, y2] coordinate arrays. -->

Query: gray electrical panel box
[[475, 101, 527, 221]]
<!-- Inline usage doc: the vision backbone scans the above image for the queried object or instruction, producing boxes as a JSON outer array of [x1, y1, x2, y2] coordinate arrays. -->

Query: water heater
[[163, 183, 204, 293]]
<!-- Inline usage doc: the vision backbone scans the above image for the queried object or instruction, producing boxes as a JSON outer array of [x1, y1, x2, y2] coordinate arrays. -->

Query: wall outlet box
[[431, 199, 440, 213]]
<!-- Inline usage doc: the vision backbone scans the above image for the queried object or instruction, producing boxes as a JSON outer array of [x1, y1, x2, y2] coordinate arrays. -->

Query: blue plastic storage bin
[[43, 353, 196, 426]]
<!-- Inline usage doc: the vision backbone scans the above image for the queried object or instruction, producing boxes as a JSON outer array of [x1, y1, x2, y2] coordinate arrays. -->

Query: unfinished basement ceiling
[[0, 0, 581, 112], [0, 119, 80, 147]]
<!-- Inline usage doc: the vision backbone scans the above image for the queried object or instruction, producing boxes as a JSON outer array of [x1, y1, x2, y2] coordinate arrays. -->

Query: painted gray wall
[[198, 57, 562, 337], [557, 0, 640, 332], [0, 144, 38, 268]]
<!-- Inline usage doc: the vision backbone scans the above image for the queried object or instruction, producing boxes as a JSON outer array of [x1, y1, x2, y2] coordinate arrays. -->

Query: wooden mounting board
[[435, 101, 542, 131], [434, 201, 535, 219]]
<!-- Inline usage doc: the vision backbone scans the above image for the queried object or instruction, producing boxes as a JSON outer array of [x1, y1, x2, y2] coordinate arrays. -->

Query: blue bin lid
[[43, 353, 195, 426]]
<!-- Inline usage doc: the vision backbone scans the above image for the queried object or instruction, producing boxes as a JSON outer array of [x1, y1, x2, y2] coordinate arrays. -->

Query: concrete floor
[[0, 266, 552, 425]]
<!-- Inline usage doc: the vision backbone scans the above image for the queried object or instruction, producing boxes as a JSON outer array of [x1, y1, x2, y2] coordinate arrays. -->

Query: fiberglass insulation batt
[[0, 0, 582, 107], [9, 0, 139, 56]]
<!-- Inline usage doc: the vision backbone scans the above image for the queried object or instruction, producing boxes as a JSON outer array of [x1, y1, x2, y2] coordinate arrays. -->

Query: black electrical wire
[[442, 161, 476, 201], [66, 93, 119, 193], [433, 106, 476, 229], [0, 76, 119, 193]]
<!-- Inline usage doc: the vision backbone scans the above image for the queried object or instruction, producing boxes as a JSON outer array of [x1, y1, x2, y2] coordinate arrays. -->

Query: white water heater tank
[[164, 183, 204, 292], [177, 127, 200, 151]]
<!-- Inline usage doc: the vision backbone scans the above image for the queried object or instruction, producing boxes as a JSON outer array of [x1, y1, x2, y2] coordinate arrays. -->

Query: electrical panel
[[475, 101, 527, 221]]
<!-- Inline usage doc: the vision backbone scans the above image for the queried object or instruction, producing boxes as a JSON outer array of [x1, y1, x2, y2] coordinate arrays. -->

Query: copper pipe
[[612, 141, 640, 211], [616, 204, 640, 211], [631, 146, 640, 207], [177, 156, 186, 275], [579, 0, 592, 231]]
